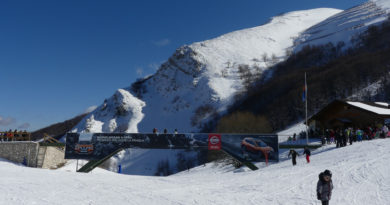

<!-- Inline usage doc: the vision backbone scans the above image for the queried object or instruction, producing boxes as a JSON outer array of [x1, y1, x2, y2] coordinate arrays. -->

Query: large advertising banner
[[65, 133, 193, 160], [65, 133, 278, 162], [221, 134, 279, 163]]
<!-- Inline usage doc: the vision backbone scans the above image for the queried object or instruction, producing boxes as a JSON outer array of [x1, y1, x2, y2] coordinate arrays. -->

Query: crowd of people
[[321, 125, 390, 147], [0, 129, 30, 141], [286, 124, 390, 204], [152, 128, 178, 135]]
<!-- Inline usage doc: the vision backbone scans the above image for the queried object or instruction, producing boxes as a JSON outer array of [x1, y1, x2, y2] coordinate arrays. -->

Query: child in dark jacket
[[288, 149, 299, 166], [317, 170, 334, 205]]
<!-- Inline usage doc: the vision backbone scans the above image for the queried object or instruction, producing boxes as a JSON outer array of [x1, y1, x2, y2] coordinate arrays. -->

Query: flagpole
[[305, 72, 309, 145]]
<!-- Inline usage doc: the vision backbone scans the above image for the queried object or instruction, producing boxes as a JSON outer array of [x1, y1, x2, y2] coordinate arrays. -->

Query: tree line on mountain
[[30, 113, 88, 140], [215, 16, 390, 132]]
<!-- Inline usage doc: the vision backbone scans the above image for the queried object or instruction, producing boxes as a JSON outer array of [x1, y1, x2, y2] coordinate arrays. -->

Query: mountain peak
[[73, 7, 343, 133]]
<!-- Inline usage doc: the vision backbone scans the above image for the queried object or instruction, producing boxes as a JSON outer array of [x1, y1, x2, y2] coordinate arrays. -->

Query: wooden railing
[[0, 131, 31, 141], [39, 134, 65, 150]]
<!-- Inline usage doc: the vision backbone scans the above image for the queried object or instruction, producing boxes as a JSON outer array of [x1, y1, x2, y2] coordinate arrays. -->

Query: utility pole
[[305, 72, 309, 145]]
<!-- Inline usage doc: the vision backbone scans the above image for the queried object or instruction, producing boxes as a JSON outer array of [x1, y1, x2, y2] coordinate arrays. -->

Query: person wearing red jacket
[[303, 146, 311, 163]]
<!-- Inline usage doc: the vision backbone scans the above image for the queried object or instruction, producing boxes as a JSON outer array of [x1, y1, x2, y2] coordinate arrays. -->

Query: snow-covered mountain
[[294, 0, 390, 51], [72, 8, 341, 133], [72, 1, 390, 134], [68, 0, 390, 176]]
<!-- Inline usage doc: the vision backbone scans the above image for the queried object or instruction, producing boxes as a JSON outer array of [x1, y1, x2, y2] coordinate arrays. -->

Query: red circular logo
[[209, 136, 220, 145]]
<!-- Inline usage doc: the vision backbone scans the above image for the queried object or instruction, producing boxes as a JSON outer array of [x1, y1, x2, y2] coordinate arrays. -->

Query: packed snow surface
[[1, 138, 390, 204], [277, 122, 307, 142]]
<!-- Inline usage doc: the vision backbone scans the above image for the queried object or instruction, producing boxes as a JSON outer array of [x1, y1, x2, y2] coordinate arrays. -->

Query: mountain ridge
[[72, 8, 341, 133]]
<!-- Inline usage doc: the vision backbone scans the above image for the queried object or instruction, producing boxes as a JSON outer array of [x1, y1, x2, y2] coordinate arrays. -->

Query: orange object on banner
[[208, 134, 221, 150]]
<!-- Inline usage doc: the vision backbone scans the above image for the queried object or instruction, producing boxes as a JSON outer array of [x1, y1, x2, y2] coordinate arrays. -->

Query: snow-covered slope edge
[[72, 8, 341, 134], [294, 1, 390, 51]]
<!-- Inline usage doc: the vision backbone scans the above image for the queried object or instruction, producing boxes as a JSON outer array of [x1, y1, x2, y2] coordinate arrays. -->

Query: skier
[[288, 149, 299, 166], [303, 146, 311, 163], [317, 169, 333, 205]]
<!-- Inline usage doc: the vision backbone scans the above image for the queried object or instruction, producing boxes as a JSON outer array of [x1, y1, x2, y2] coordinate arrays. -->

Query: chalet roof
[[346, 101, 390, 115], [308, 100, 390, 124]]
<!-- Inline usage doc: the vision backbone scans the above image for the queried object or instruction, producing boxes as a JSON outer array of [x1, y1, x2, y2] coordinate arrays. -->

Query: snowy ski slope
[[1, 138, 389, 204]]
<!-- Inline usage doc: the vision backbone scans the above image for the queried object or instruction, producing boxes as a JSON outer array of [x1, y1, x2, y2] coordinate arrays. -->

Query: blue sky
[[0, 0, 367, 131]]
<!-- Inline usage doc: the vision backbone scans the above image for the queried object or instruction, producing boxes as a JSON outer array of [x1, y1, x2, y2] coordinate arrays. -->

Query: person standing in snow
[[348, 128, 354, 145], [317, 169, 333, 205], [303, 146, 311, 163], [381, 125, 388, 138], [292, 133, 297, 142], [356, 128, 363, 142], [335, 129, 342, 148], [288, 149, 299, 166], [343, 128, 349, 146]]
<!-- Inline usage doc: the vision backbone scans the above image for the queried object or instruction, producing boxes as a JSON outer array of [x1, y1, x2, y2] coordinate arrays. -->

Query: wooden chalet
[[308, 100, 390, 130]]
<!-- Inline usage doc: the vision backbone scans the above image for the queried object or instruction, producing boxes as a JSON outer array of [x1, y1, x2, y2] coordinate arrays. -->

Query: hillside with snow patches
[[1, 138, 390, 204], [71, 8, 341, 134]]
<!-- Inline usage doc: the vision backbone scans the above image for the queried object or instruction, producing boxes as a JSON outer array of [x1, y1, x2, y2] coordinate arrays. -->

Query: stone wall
[[0, 142, 39, 167], [41, 147, 67, 169]]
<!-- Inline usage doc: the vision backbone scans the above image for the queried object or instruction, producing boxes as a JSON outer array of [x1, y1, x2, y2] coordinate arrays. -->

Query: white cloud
[[136, 67, 144, 76], [148, 63, 160, 71], [152, 38, 171, 47], [84, 105, 98, 114], [18, 123, 30, 129], [0, 116, 16, 126]]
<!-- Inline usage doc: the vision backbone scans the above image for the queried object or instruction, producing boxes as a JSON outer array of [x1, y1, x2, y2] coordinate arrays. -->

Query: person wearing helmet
[[317, 169, 333, 205]]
